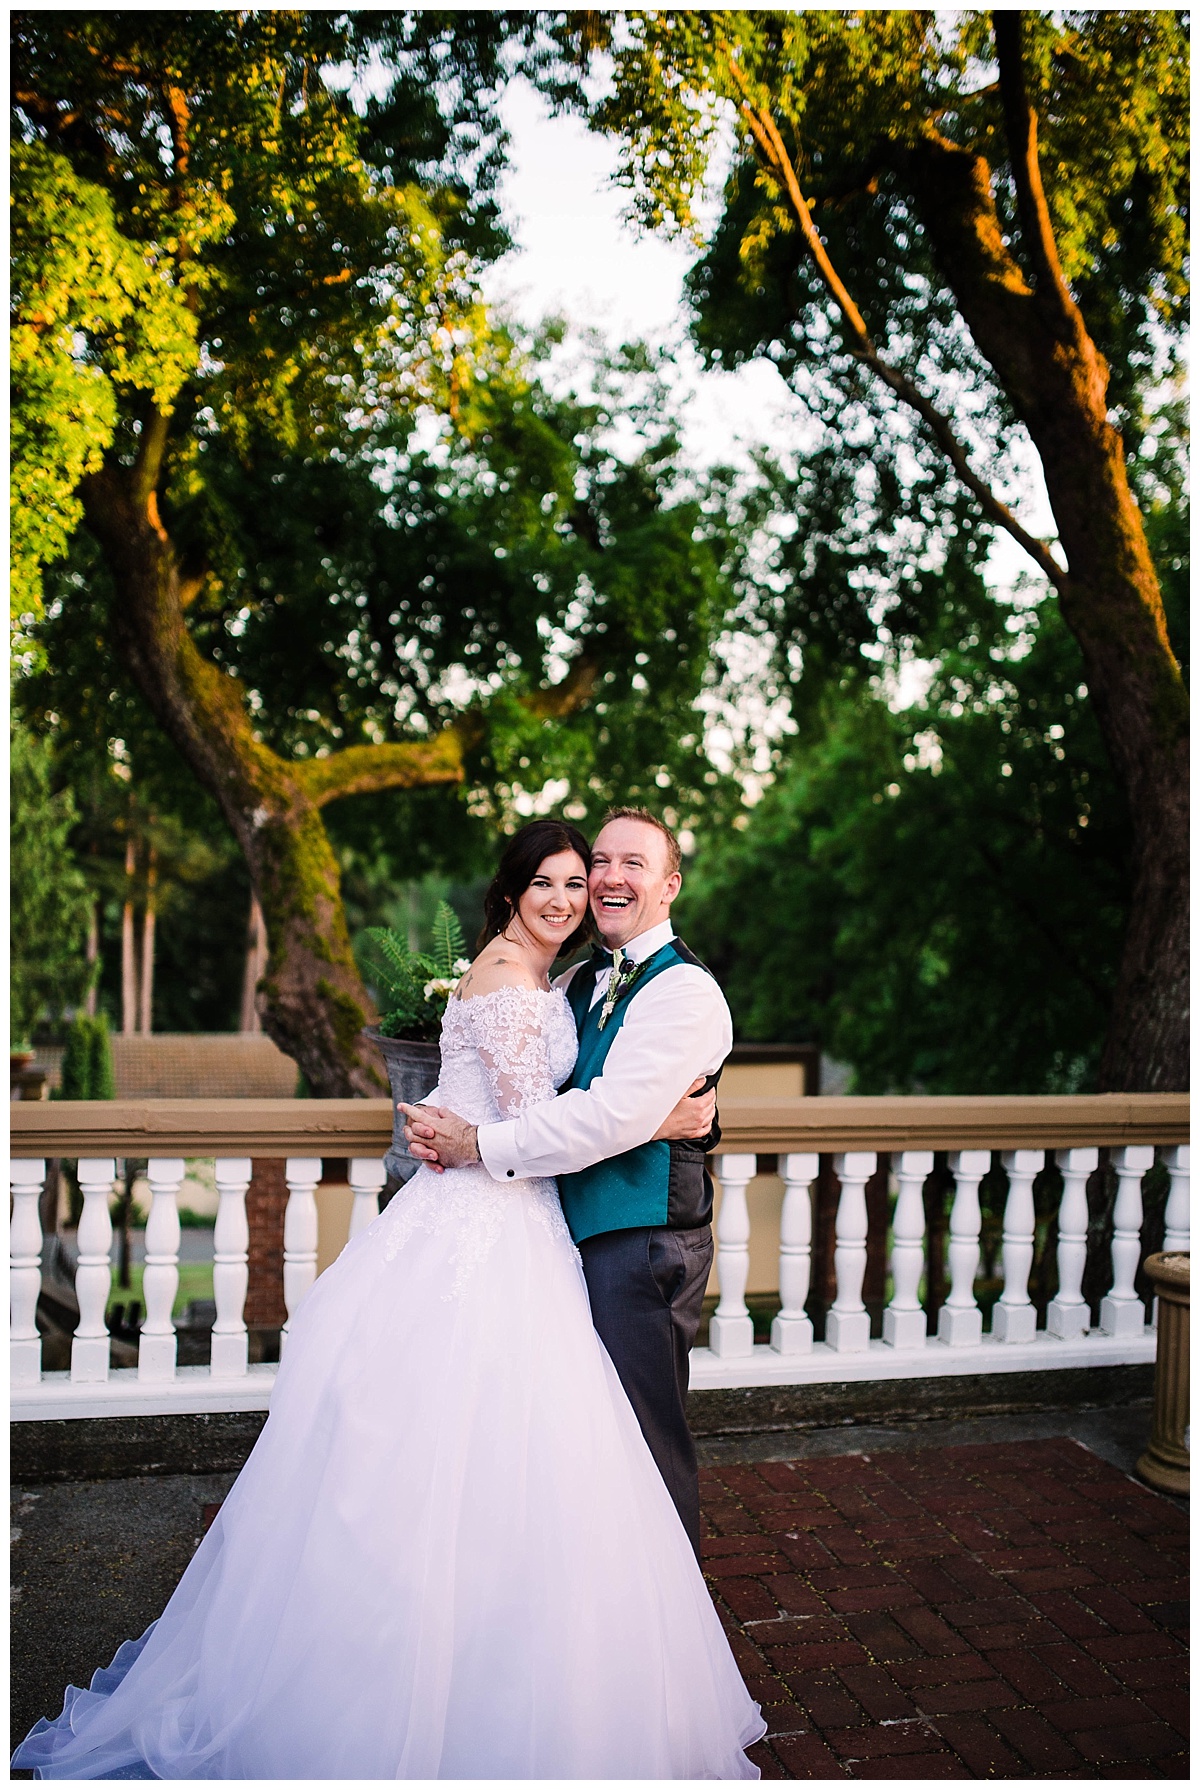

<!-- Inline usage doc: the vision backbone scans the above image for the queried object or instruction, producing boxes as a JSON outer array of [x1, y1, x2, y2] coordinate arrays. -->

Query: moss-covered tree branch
[[297, 735, 464, 809]]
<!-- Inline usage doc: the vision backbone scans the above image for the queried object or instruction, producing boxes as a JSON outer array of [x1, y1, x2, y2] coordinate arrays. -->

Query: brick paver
[[701, 1438, 1188, 1779]]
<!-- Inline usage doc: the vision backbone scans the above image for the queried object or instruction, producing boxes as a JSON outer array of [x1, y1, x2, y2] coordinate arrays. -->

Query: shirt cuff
[[476, 1119, 522, 1183]]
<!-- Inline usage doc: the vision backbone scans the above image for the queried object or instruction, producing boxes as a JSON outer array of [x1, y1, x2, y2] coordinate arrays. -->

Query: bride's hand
[[397, 1103, 447, 1172], [652, 1078, 717, 1142], [398, 1103, 480, 1172]]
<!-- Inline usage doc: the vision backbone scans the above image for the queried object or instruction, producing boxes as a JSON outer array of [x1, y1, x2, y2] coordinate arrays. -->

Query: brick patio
[[701, 1438, 1188, 1779], [11, 1429, 1189, 1778]]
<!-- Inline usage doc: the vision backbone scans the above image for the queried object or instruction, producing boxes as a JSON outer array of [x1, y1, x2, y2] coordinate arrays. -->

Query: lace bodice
[[377, 984, 579, 1297], [435, 985, 579, 1124]]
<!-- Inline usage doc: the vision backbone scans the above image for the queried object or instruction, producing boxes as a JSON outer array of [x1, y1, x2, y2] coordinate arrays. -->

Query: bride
[[13, 820, 766, 1780]]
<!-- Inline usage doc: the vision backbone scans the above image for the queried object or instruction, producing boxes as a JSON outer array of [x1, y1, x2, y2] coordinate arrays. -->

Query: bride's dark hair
[[477, 820, 593, 958]]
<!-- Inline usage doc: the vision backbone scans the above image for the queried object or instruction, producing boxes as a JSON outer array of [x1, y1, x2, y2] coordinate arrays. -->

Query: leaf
[[431, 900, 467, 976], [356, 927, 423, 1012]]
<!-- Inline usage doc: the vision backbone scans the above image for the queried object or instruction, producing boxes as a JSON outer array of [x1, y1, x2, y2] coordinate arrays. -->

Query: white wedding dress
[[14, 986, 765, 1780]]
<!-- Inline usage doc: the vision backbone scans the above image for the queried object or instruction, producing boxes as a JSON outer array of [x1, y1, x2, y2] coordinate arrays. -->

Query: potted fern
[[359, 902, 471, 1183]]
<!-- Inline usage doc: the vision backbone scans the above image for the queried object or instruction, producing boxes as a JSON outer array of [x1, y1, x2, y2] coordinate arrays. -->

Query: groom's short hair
[[599, 806, 681, 876]]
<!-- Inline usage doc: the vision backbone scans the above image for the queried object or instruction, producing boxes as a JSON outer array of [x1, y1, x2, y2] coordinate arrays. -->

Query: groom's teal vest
[[558, 938, 722, 1245]]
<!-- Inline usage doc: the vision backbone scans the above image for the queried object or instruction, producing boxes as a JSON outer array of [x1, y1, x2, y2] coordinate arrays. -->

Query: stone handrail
[[10, 1091, 1189, 1158], [9, 1093, 1190, 1423]]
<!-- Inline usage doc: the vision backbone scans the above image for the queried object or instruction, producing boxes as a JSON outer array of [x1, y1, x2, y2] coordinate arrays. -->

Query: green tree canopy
[[11, 13, 744, 1090], [679, 591, 1131, 1094], [553, 8, 1189, 1090], [10, 141, 197, 624], [16, 330, 744, 1044], [10, 722, 95, 1044]]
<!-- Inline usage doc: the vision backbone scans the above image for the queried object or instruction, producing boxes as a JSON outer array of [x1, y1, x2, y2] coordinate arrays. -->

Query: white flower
[[452, 959, 471, 975], [422, 976, 462, 1002]]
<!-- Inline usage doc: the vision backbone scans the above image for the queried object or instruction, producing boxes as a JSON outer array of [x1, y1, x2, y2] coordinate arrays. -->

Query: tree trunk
[[85, 901, 99, 1018], [117, 1160, 135, 1291], [80, 458, 464, 1096], [139, 842, 156, 1034], [121, 833, 138, 1037], [904, 135, 1189, 1091], [240, 891, 268, 1033]]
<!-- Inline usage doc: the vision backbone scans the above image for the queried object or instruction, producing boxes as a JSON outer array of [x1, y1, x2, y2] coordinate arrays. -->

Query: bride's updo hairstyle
[[478, 819, 593, 958]]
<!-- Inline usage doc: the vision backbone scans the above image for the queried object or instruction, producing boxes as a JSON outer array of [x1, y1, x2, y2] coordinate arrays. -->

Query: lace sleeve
[[464, 986, 558, 1118]]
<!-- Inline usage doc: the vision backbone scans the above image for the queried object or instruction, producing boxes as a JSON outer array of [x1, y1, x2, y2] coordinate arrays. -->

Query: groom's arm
[[475, 966, 731, 1183]]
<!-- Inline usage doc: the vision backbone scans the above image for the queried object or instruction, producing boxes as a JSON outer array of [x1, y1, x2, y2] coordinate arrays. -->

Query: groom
[[404, 807, 730, 1557]]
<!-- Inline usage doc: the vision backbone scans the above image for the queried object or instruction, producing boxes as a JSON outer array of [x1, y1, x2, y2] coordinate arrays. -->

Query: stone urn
[[363, 1030, 441, 1186], [1136, 1251, 1190, 1496]]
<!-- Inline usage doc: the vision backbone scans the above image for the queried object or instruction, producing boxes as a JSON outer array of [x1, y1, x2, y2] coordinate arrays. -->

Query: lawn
[[106, 1261, 214, 1320]]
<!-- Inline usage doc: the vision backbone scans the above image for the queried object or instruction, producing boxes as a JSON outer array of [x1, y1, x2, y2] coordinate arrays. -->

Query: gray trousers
[[578, 1223, 714, 1558]]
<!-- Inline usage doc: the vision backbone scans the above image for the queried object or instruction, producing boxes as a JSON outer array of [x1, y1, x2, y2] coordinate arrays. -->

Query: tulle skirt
[[13, 1167, 764, 1778]]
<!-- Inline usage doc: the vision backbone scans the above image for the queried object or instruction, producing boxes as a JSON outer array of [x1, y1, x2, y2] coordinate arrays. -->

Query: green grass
[[106, 1261, 213, 1321]]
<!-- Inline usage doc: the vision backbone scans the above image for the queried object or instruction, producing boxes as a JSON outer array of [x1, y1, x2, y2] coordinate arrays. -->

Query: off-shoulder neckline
[[449, 983, 567, 1007]]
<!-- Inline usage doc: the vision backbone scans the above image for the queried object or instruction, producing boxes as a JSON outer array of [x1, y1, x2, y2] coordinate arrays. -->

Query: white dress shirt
[[476, 919, 732, 1184]]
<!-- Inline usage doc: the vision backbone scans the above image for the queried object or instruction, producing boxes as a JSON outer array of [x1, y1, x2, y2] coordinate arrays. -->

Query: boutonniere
[[597, 950, 648, 1030]]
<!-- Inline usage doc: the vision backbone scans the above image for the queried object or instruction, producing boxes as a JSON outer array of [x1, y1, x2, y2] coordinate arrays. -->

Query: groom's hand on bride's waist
[[652, 1078, 717, 1141], [397, 1103, 480, 1173]]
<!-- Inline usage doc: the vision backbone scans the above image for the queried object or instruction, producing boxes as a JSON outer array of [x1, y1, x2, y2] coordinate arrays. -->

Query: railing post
[[771, 1152, 818, 1354], [11, 1159, 46, 1385], [993, 1150, 1044, 1343], [212, 1157, 252, 1378], [1100, 1145, 1155, 1337], [939, 1151, 989, 1347], [1162, 1145, 1190, 1253], [72, 1158, 116, 1383], [281, 1157, 322, 1347], [1047, 1147, 1099, 1339], [708, 1154, 757, 1358], [139, 1159, 184, 1381], [348, 1158, 387, 1240], [883, 1150, 933, 1349], [826, 1152, 876, 1352]]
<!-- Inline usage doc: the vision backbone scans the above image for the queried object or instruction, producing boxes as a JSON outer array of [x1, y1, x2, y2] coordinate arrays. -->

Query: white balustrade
[[72, 1158, 116, 1383], [211, 1157, 252, 1378], [1162, 1145, 1189, 1253], [281, 1157, 322, 1346], [771, 1153, 818, 1354], [1100, 1145, 1155, 1337], [826, 1152, 876, 1352], [349, 1158, 388, 1240], [11, 1159, 46, 1384], [1047, 1147, 1099, 1339], [992, 1150, 1044, 1343], [938, 1151, 989, 1346], [884, 1150, 933, 1349], [139, 1159, 184, 1381], [708, 1154, 757, 1358], [7, 1097, 1184, 1417]]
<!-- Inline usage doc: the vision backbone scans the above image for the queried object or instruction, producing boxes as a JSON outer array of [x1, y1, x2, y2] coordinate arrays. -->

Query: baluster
[[139, 1159, 183, 1380], [348, 1158, 387, 1240], [992, 1150, 1044, 1342], [708, 1154, 757, 1358], [826, 1152, 876, 1352], [11, 1159, 46, 1385], [211, 1158, 251, 1378], [1047, 1147, 1099, 1339], [1162, 1145, 1190, 1253], [938, 1151, 989, 1346], [771, 1153, 818, 1354], [72, 1158, 116, 1383], [281, 1157, 322, 1347], [883, 1150, 933, 1349], [1100, 1145, 1155, 1337]]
